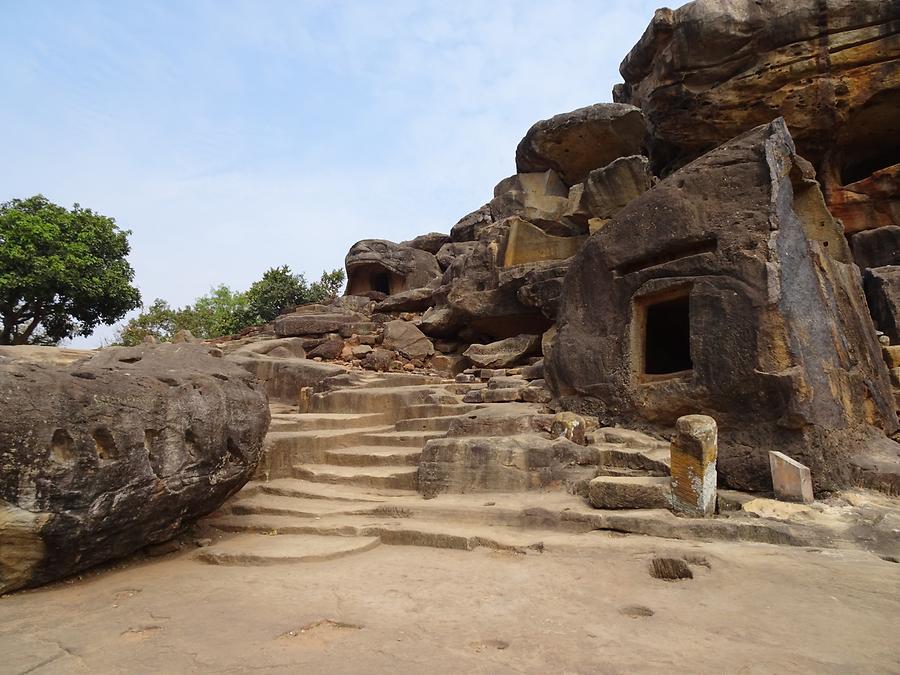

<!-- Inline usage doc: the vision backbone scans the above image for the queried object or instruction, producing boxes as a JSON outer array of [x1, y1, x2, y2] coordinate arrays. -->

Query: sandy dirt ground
[[2, 532, 899, 674]]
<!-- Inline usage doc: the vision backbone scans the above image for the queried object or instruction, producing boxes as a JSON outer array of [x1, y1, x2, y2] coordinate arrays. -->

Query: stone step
[[402, 403, 480, 418], [394, 416, 457, 432], [265, 426, 396, 454], [226, 480, 831, 548], [253, 478, 412, 502], [588, 475, 671, 510], [269, 412, 391, 431], [229, 494, 382, 518], [324, 445, 422, 467], [593, 444, 671, 475], [293, 464, 419, 490], [309, 387, 442, 415], [357, 430, 446, 448], [204, 513, 556, 552], [195, 534, 381, 565], [599, 427, 669, 451]]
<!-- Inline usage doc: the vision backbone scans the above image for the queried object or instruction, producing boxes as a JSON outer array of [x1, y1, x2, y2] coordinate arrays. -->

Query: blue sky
[[1, 0, 664, 345]]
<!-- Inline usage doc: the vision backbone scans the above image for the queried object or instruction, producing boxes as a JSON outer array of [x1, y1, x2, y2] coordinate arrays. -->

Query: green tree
[[244, 266, 311, 323], [0, 195, 141, 345], [180, 285, 250, 338], [116, 298, 178, 345], [116, 286, 251, 345], [309, 268, 346, 304]]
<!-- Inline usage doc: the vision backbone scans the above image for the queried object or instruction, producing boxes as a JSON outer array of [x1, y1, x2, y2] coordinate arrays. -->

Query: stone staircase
[[195, 372, 880, 566]]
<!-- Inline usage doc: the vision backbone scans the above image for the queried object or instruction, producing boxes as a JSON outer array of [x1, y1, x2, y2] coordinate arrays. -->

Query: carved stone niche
[[344, 239, 441, 297]]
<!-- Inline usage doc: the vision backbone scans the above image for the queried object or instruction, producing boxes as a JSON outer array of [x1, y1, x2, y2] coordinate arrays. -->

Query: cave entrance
[[371, 272, 391, 295], [636, 290, 693, 379]]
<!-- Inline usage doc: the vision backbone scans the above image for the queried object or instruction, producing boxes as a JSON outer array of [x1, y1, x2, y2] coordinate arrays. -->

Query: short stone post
[[669, 415, 717, 517], [768, 451, 814, 503], [298, 386, 313, 414]]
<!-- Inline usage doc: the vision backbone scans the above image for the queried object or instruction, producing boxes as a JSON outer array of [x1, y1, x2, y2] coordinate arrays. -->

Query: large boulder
[[274, 305, 365, 337], [0, 344, 270, 594], [401, 232, 451, 255], [344, 239, 441, 296], [850, 226, 900, 270], [464, 334, 541, 369], [381, 320, 435, 360], [515, 103, 645, 186], [616, 0, 899, 232], [865, 266, 900, 345], [547, 119, 896, 492], [227, 338, 345, 403]]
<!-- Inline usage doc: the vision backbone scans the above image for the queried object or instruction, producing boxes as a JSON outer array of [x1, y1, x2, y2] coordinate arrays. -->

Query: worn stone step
[[357, 430, 446, 448], [599, 427, 669, 451], [195, 534, 381, 565], [293, 464, 419, 490], [402, 403, 480, 418], [265, 426, 396, 454], [228, 494, 380, 518], [220, 481, 835, 548], [593, 444, 671, 475], [324, 445, 422, 467], [253, 478, 412, 502], [588, 476, 671, 510], [269, 412, 390, 431], [394, 416, 457, 432], [310, 387, 441, 415], [204, 514, 555, 552]]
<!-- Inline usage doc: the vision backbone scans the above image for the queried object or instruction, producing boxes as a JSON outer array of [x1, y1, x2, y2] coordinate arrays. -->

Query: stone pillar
[[768, 451, 814, 503], [670, 415, 717, 517]]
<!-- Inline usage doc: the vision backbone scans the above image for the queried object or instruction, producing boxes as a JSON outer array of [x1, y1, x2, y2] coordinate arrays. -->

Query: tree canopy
[[0, 195, 141, 345], [116, 266, 345, 346]]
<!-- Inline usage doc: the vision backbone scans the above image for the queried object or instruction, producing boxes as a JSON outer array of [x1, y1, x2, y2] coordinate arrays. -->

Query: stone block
[[589, 476, 671, 510], [883, 345, 900, 369], [462, 390, 484, 404], [768, 451, 814, 504], [521, 386, 552, 404], [481, 388, 523, 403], [669, 415, 717, 517]]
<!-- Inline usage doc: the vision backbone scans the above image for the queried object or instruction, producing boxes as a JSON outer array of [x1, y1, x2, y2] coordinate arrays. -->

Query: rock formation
[[344, 239, 441, 297], [546, 119, 896, 491], [0, 344, 269, 594], [615, 0, 900, 322]]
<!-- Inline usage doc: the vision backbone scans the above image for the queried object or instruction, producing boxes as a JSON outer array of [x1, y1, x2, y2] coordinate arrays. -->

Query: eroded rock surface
[[615, 0, 900, 233], [0, 344, 269, 594], [547, 120, 897, 492], [515, 103, 645, 186]]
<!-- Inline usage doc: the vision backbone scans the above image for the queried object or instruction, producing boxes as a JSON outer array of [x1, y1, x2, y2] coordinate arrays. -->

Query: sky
[[1, 0, 664, 346]]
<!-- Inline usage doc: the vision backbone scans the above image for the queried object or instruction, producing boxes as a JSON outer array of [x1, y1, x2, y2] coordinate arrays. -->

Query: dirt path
[[2, 533, 898, 674]]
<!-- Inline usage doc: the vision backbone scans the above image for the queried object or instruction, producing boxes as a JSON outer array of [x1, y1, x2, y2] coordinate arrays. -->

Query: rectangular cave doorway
[[371, 272, 391, 295], [636, 290, 693, 379]]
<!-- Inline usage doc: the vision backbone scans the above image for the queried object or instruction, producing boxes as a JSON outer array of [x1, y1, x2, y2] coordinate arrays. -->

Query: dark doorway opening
[[644, 295, 692, 375], [371, 272, 391, 295]]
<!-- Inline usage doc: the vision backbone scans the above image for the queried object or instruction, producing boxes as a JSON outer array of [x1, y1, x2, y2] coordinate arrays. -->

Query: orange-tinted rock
[[616, 0, 899, 233]]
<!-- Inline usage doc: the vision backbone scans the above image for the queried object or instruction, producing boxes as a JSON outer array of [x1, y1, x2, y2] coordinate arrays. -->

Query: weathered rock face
[[381, 320, 435, 360], [850, 226, 900, 270], [547, 120, 897, 492], [515, 103, 646, 186], [464, 334, 541, 369], [865, 266, 900, 344], [0, 344, 270, 594], [274, 305, 366, 337], [615, 0, 900, 233], [345, 239, 441, 296], [227, 338, 345, 403]]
